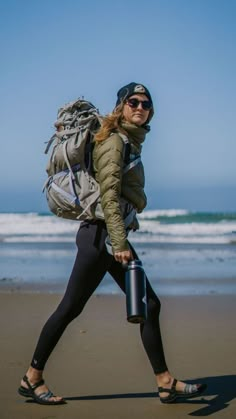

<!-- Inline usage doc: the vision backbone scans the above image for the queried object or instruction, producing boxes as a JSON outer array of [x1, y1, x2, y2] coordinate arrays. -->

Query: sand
[[0, 290, 236, 419]]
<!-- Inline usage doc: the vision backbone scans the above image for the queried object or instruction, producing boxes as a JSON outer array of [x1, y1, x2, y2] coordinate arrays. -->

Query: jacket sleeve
[[95, 134, 130, 253]]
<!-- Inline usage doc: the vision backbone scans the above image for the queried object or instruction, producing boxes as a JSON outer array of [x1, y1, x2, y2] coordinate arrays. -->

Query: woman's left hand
[[114, 249, 133, 264]]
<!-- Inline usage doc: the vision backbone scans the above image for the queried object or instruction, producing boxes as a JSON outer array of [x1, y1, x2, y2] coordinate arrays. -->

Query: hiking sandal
[[18, 375, 66, 405], [158, 378, 207, 404]]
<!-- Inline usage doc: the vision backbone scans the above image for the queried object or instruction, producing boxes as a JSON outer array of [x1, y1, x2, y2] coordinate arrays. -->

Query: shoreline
[[1, 275, 236, 296]]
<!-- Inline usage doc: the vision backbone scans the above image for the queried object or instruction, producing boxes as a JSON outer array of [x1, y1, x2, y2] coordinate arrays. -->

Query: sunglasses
[[126, 98, 152, 111]]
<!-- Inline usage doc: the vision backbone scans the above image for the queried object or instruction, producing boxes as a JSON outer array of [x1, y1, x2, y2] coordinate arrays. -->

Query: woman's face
[[122, 94, 151, 126]]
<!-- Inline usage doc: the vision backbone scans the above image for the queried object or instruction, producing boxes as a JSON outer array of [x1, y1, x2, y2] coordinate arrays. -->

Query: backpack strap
[[118, 133, 131, 164], [62, 141, 76, 185], [123, 155, 141, 174], [118, 133, 141, 174], [44, 133, 57, 154]]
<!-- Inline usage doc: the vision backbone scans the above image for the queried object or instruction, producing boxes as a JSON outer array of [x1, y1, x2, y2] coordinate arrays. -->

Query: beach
[[1, 210, 236, 417], [1, 291, 236, 419]]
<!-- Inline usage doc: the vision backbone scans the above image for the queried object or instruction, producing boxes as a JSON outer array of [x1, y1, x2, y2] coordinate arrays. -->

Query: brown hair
[[94, 103, 128, 142]]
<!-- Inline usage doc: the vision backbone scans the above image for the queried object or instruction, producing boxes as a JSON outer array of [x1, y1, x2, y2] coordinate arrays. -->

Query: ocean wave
[[0, 213, 78, 236], [1, 211, 236, 245], [4, 235, 75, 243], [139, 220, 236, 235], [137, 209, 190, 219]]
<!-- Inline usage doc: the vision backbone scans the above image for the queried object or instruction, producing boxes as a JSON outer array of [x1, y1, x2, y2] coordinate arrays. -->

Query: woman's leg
[[107, 249, 168, 374], [20, 221, 113, 402], [30, 222, 111, 370], [108, 243, 205, 400]]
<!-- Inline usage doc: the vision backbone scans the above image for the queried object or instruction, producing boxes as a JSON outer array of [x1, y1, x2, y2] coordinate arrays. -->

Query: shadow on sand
[[64, 375, 236, 416]]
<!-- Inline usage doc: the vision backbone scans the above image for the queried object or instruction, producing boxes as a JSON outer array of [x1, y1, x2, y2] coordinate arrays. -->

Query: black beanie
[[116, 82, 153, 107]]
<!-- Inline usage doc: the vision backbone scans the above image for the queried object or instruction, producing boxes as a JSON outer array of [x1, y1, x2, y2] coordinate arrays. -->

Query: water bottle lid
[[128, 259, 143, 269]]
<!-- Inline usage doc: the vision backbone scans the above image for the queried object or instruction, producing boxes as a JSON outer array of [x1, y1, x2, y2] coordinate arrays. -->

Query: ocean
[[0, 210, 236, 295]]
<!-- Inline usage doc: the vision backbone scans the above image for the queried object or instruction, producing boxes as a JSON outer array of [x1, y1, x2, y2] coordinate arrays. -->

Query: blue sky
[[1, 0, 235, 212]]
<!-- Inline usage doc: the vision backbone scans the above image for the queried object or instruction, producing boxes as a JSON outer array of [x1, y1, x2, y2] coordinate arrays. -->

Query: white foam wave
[[130, 233, 232, 244], [4, 235, 74, 243], [139, 220, 236, 236], [0, 213, 79, 235], [1, 212, 236, 245], [137, 209, 189, 219], [0, 248, 72, 256]]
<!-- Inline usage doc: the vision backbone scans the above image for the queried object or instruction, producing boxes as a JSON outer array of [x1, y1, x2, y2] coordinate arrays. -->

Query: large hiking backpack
[[43, 98, 104, 220], [43, 98, 141, 222]]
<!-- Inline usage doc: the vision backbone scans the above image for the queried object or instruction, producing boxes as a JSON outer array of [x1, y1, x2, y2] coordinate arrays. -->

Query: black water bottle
[[125, 260, 147, 324]]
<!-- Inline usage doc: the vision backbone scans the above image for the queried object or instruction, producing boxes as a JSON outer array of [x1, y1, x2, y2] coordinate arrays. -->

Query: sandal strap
[[38, 390, 54, 401], [171, 378, 177, 389], [158, 378, 178, 394], [23, 375, 45, 392], [183, 383, 198, 394], [158, 387, 173, 394]]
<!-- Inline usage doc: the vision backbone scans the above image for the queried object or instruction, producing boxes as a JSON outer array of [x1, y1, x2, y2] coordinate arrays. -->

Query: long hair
[[94, 103, 128, 142]]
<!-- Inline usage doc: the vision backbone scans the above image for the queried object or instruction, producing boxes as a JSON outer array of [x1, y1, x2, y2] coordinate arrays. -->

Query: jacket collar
[[120, 122, 149, 151]]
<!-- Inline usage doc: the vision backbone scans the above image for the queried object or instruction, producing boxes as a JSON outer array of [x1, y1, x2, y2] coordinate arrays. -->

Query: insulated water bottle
[[125, 259, 147, 323]]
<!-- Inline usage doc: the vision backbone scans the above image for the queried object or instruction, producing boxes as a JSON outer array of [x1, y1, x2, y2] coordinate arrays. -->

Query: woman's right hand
[[114, 249, 133, 264]]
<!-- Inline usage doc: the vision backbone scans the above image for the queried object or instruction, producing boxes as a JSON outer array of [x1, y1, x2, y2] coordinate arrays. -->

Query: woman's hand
[[114, 249, 133, 264]]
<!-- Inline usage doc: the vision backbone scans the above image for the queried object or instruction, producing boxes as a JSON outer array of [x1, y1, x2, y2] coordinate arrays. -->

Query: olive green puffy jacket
[[93, 122, 149, 253]]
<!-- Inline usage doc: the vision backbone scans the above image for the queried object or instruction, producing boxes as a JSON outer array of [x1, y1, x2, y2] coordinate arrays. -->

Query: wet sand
[[1, 291, 236, 418]]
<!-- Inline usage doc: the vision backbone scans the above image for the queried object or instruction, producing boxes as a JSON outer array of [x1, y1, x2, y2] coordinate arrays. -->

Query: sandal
[[158, 378, 207, 404], [18, 375, 66, 405]]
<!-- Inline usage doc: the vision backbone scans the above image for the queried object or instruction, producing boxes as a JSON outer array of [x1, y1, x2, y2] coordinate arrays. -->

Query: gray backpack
[[43, 98, 140, 221]]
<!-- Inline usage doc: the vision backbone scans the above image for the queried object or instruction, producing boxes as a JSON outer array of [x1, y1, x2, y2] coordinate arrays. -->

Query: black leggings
[[31, 221, 168, 375]]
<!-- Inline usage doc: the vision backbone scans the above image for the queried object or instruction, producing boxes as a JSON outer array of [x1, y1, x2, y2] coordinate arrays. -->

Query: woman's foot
[[18, 368, 66, 405], [156, 372, 207, 404]]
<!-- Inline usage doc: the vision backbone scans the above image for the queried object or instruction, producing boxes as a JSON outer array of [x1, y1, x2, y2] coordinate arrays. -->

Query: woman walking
[[18, 82, 206, 405]]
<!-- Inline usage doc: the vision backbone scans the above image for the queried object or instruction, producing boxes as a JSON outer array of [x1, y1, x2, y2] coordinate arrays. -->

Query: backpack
[[43, 98, 141, 222]]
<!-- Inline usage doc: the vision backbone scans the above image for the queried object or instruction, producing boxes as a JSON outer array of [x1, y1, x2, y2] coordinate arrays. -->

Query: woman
[[18, 82, 206, 405]]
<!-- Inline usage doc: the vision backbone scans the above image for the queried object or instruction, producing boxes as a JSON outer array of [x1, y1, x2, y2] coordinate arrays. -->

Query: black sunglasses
[[126, 98, 152, 111]]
